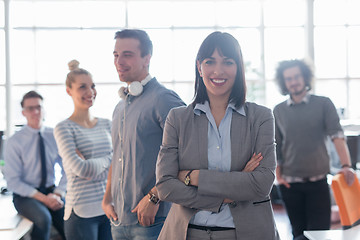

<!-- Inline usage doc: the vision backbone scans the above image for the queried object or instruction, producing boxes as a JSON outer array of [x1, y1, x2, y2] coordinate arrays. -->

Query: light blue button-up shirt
[[4, 125, 67, 197], [191, 101, 245, 228]]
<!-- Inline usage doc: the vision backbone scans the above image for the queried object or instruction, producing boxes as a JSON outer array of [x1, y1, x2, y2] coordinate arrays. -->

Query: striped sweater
[[54, 118, 112, 220]]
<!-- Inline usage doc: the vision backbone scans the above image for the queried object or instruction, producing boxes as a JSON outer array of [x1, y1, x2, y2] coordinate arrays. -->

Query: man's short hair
[[21, 91, 43, 108], [114, 29, 153, 57], [275, 59, 314, 96]]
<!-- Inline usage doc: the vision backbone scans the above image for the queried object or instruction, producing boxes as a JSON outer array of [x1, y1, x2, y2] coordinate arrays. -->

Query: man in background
[[5, 90, 67, 240], [273, 59, 355, 240], [102, 29, 185, 240]]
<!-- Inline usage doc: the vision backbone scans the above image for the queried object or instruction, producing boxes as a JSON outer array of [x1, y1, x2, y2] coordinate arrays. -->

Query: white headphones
[[118, 75, 152, 99]]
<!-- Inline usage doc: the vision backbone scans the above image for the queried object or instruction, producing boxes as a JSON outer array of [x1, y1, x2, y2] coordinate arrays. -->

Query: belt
[[188, 224, 235, 232]]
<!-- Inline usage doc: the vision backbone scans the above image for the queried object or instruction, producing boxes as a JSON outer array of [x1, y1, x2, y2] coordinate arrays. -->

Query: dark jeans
[[279, 179, 331, 240], [65, 210, 112, 240], [13, 193, 65, 240]]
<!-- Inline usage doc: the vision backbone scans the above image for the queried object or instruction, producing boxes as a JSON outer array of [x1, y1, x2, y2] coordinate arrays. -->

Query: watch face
[[149, 193, 160, 205], [185, 176, 190, 186]]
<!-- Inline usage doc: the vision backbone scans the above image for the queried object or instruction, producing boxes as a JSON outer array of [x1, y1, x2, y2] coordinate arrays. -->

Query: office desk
[[0, 193, 33, 240], [0, 217, 33, 240], [304, 224, 360, 240]]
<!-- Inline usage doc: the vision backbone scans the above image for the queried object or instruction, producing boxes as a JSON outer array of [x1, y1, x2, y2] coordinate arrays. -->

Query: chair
[[331, 173, 360, 229]]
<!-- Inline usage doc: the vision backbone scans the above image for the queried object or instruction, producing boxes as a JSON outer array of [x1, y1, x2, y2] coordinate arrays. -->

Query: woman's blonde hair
[[66, 59, 92, 88]]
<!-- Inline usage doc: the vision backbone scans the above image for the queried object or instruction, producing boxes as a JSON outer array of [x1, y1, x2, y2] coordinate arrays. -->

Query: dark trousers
[[13, 191, 65, 240], [279, 179, 331, 240]]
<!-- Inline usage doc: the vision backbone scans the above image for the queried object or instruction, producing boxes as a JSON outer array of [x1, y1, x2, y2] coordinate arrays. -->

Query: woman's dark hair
[[114, 29, 153, 57], [275, 59, 313, 95], [192, 31, 246, 108]]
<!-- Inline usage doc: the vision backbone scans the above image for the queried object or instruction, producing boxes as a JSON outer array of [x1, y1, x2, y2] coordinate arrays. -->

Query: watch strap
[[184, 170, 194, 186], [148, 191, 160, 205]]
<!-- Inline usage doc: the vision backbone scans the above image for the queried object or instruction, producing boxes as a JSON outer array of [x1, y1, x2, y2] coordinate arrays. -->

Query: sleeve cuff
[[331, 131, 345, 140], [53, 188, 66, 199]]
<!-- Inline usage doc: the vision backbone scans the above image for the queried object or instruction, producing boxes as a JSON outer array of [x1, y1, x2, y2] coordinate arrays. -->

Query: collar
[[24, 124, 45, 134], [287, 92, 310, 106], [194, 101, 245, 116]]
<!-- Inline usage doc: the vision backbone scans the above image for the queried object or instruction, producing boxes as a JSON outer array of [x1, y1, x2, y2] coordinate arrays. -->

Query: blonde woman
[[54, 60, 112, 240]]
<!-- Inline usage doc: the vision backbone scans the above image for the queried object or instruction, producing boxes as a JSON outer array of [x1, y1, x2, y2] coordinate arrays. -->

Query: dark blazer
[[156, 102, 280, 240]]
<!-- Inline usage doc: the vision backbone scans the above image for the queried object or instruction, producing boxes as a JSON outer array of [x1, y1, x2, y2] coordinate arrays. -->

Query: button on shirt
[[190, 101, 245, 228], [4, 125, 67, 197]]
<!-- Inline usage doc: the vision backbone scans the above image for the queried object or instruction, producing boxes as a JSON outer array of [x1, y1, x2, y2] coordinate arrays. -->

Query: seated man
[[4, 91, 67, 240]]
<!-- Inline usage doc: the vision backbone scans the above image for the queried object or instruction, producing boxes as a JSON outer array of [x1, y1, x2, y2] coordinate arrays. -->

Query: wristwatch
[[148, 191, 160, 205], [184, 170, 194, 186]]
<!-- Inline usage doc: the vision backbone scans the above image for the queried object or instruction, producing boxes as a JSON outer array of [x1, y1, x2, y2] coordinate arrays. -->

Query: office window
[[0, 87, 5, 130], [0, 31, 5, 85], [264, 27, 305, 79], [169, 1, 217, 27], [348, 27, 360, 78], [3, 0, 360, 133], [348, 80, 360, 119], [264, 0, 305, 27], [33, 30, 116, 84], [1, 0, 5, 131], [10, 30, 36, 84], [315, 80, 347, 110], [0, 1, 3, 26], [231, 28, 262, 81], [313, 0, 360, 118], [11, 1, 126, 28], [314, 26, 347, 78], [127, 1, 173, 28], [216, 1, 261, 27]]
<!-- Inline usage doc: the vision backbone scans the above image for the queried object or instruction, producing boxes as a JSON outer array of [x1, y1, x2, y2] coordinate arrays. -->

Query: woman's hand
[[76, 149, 85, 160], [243, 153, 263, 172]]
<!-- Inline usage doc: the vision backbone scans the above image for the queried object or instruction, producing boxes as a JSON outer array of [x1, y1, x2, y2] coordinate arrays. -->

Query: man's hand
[[276, 176, 290, 188], [102, 200, 118, 222], [276, 165, 290, 188], [43, 193, 64, 211], [339, 167, 355, 186], [131, 194, 159, 226]]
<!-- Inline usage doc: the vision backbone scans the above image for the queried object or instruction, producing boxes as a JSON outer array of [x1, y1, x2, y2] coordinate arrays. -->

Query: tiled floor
[[273, 203, 342, 240]]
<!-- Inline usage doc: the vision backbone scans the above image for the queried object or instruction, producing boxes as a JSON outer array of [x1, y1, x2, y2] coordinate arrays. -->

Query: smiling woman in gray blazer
[[156, 32, 280, 240]]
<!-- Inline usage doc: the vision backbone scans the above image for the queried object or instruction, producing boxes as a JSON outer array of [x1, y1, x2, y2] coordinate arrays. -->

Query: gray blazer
[[156, 102, 280, 240]]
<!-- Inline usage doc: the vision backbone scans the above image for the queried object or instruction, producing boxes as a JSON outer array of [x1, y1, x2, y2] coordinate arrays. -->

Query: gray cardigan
[[156, 102, 280, 240]]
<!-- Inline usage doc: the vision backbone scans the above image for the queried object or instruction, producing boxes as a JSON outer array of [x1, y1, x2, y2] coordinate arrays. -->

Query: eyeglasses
[[23, 105, 42, 112], [284, 73, 302, 82]]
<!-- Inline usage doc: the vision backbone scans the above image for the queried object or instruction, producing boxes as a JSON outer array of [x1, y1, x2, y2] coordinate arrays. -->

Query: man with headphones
[[102, 29, 185, 240]]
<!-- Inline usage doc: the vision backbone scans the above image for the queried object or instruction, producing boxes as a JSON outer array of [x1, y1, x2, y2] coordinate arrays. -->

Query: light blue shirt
[[191, 101, 245, 228], [4, 125, 67, 197]]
